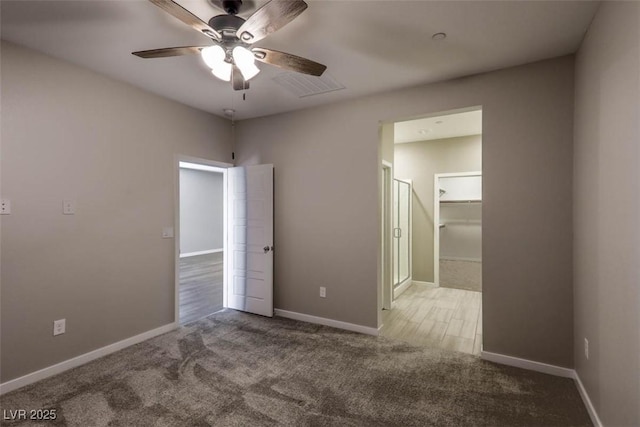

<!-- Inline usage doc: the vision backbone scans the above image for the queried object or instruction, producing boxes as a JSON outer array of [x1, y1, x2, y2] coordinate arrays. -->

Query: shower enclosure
[[393, 179, 412, 292]]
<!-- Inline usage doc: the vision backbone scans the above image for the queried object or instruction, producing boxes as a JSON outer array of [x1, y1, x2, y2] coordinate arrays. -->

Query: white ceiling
[[395, 109, 482, 144], [1, 0, 599, 120]]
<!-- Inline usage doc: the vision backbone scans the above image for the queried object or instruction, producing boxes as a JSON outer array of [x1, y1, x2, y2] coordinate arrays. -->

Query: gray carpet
[[1, 310, 591, 426]]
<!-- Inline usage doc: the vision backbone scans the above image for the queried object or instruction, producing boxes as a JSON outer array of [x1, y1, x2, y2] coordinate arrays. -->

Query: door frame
[[381, 161, 393, 312], [433, 171, 482, 287], [174, 155, 233, 325]]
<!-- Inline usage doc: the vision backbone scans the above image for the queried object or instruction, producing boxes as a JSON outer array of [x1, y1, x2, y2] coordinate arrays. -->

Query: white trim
[[179, 248, 223, 258], [393, 277, 412, 299], [179, 162, 227, 173], [381, 161, 393, 312], [480, 351, 602, 427], [573, 371, 603, 427], [436, 171, 483, 179], [178, 155, 233, 169], [480, 351, 574, 378], [0, 323, 176, 395], [440, 256, 482, 262], [274, 309, 379, 336], [412, 280, 435, 287], [434, 175, 440, 286]]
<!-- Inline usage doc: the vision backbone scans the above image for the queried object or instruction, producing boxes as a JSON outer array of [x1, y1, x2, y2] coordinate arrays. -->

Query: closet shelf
[[440, 199, 482, 204]]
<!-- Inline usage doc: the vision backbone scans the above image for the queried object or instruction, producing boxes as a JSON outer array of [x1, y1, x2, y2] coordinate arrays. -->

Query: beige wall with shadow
[[0, 41, 232, 382], [573, 2, 640, 425], [237, 55, 575, 367]]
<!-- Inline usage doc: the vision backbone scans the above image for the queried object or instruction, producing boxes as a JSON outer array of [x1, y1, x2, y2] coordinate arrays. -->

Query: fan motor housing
[[208, 14, 245, 39]]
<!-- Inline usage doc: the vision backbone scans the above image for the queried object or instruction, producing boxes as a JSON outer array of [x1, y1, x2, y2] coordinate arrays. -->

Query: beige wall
[[573, 2, 640, 425], [0, 41, 232, 382], [394, 135, 482, 282], [237, 55, 575, 367]]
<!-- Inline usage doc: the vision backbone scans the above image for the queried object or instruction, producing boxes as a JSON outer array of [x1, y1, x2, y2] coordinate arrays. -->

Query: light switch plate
[[162, 227, 174, 238], [63, 200, 75, 215], [1, 199, 11, 215]]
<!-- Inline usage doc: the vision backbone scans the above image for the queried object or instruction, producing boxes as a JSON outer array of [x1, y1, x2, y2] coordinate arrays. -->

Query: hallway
[[381, 283, 482, 355]]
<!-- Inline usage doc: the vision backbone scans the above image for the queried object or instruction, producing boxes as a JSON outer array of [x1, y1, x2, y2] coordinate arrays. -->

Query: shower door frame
[[393, 178, 413, 299]]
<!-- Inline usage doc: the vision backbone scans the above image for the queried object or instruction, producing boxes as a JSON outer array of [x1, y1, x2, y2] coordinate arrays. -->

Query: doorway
[[176, 159, 230, 325], [380, 108, 483, 355], [175, 159, 275, 325]]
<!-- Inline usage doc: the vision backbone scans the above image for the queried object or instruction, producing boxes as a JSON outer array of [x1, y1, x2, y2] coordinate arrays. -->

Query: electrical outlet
[[1, 199, 11, 215], [584, 338, 589, 360], [62, 200, 75, 215], [319, 287, 326, 298], [53, 319, 66, 336]]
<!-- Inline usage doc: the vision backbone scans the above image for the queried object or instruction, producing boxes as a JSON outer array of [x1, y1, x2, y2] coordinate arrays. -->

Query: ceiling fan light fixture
[[202, 45, 232, 81], [211, 62, 232, 81], [232, 46, 260, 81], [201, 45, 225, 68], [135, 0, 326, 91]]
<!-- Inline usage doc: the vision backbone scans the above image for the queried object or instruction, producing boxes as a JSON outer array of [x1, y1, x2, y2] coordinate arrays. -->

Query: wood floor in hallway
[[179, 252, 223, 324], [381, 282, 482, 355]]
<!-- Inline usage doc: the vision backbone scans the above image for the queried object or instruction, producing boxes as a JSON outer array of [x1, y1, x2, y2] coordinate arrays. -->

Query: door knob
[[264, 246, 270, 253]]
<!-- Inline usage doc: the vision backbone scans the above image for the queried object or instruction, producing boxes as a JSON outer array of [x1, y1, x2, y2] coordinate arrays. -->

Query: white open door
[[226, 164, 274, 317]]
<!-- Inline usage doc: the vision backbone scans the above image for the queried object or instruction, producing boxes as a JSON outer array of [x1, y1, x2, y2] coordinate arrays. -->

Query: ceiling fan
[[133, 0, 327, 90]]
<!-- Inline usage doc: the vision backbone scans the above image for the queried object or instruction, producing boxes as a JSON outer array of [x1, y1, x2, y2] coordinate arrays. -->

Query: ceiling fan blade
[[232, 65, 250, 91], [237, 0, 307, 44], [252, 48, 326, 76], [132, 46, 207, 59], [148, 0, 221, 41]]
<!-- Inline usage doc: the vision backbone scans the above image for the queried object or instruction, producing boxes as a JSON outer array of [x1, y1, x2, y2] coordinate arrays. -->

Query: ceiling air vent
[[272, 72, 345, 98]]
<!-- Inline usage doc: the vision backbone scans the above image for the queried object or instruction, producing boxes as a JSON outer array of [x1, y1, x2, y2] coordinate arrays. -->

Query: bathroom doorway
[[381, 107, 483, 355]]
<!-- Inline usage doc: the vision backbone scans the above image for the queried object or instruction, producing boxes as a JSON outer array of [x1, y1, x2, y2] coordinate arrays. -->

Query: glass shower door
[[393, 179, 411, 288]]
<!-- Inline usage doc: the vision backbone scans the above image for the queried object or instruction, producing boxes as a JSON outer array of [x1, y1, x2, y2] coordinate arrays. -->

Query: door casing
[[174, 155, 233, 325]]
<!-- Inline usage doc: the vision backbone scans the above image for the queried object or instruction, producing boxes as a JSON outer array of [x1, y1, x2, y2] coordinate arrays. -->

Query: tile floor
[[380, 282, 482, 355]]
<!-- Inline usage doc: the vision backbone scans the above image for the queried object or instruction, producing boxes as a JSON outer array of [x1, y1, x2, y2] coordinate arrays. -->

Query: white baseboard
[[179, 248, 223, 258], [412, 280, 435, 287], [573, 371, 603, 427], [440, 256, 482, 262], [480, 351, 574, 378], [481, 351, 602, 427], [0, 322, 177, 395], [274, 309, 379, 336], [393, 278, 412, 299]]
